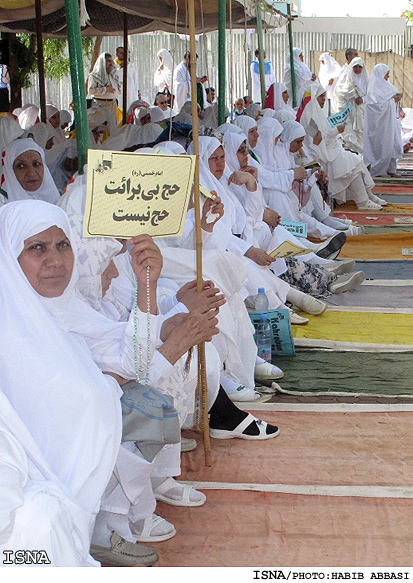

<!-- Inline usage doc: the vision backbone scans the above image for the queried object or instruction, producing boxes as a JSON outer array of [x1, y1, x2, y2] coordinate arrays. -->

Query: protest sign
[[83, 149, 195, 239]]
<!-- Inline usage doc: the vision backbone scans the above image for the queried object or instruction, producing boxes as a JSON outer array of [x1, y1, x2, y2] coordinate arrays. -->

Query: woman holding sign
[[363, 64, 403, 178], [300, 83, 386, 210]]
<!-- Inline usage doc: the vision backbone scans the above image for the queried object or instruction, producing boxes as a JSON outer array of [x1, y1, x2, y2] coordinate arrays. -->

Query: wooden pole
[[287, 3, 297, 108], [122, 13, 128, 125], [34, 0, 46, 123], [188, 0, 212, 467], [217, 0, 226, 125], [254, 0, 266, 108]]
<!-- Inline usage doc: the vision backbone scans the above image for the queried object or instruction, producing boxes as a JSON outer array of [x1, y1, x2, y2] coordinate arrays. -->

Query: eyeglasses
[[237, 145, 248, 153], [158, 101, 167, 105]]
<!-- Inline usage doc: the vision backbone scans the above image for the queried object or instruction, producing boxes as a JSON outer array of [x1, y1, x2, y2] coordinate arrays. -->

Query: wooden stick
[[34, 0, 46, 123], [188, 0, 212, 467], [122, 13, 128, 125]]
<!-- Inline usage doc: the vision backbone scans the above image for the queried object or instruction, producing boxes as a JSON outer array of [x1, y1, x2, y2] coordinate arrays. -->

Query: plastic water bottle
[[255, 287, 269, 311], [256, 314, 272, 361]]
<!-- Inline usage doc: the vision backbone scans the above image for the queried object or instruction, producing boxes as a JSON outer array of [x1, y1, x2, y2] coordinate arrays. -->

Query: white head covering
[[132, 122, 164, 146], [45, 104, 66, 145], [18, 106, 39, 130], [284, 48, 312, 79], [27, 122, 55, 150], [88, 52, 118, 93], [2, 138, 60, 204], [366, 64, 398, 104], [58, 172, 125, 317], [275, 120, 306, 170], [234, 115, 258, 140], [318, 53, 342, 90], [273, 109, 296, 125], [154, 48, 175, 93], [254, 117, 283, 169], [0, 199, 121, 515], [222, 131, 247, 172], [245, 103, 261, 120], [0, 115, 24, 152], [335, 56, 369, 103], [134, 106, 151, 126], [102, 124, 143, 150], [217, 123, 244, 136], [149, 105, 166, 123], [200, 103, 225, 129], [261, 109, 277, 119], [156, 140, 186, 154], [60, 110, 72, 126]]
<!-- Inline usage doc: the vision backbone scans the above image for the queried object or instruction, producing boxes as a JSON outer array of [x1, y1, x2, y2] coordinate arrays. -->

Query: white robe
[[363, 64, 403, 177]]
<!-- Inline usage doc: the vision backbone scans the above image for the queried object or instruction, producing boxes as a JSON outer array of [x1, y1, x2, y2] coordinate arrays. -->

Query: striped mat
[[340, 232, 413, 260], [292, 310, 413, 350], [272, 351, 413, 397], [335, 212, 413, 226], [335, 202, 413, 214], [354, 259, 413, 279]]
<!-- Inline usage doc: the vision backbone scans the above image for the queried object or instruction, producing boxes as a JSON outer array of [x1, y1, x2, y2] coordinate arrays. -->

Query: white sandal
[[131, 514, 176, 543], [209, 413, 280, 441], [254, 362, 284, 380], [153, 477, 206, 507]]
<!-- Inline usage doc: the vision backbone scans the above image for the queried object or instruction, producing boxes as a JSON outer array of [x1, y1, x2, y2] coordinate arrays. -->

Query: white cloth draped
[[333, 57, 369, 153], [363, 64, 403, 177], [154, 49, 175, 94], [0, 391, 96, 566], [318, 53, 342, 105], [0, 200, 122, 539], [283, 48, 313, 107], [250, 58, 275, 104]]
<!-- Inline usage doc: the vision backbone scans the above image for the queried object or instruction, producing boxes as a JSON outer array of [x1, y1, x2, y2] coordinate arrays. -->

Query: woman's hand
[[245, 246, 275, 267], [228, 170, 257, 191], [394, 93, 402, 103], [263, 208, 281, 229], [355, 97, 364, 106], [177, 279, 226, 313], [201, 195, 224, 232], [293, 166, 307, 181], [313, 130, 323, 146], [336, 123, 346, 134], [128, 235, 163, 287], [243, 165, 258, 181]]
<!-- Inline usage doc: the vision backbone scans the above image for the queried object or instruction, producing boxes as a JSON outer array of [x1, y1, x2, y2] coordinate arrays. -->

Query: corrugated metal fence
[[22, 27, 413, 111]]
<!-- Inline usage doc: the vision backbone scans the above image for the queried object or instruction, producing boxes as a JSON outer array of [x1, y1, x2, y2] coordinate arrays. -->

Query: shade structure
[[0, 0, 263, 35]]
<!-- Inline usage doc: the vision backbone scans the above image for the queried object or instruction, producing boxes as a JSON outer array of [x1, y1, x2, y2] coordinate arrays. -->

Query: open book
[[268, 241, 313, 259]]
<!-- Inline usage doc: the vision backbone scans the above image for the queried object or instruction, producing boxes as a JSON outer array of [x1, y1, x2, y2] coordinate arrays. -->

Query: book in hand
[[268, 240, 312, 259]]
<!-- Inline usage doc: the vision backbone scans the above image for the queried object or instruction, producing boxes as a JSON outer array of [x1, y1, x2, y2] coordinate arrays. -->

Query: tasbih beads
[[133, 265, 151, 386]]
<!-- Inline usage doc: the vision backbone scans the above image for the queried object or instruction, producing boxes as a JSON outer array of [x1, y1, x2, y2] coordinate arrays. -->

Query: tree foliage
[[18, 34, 94, 83]]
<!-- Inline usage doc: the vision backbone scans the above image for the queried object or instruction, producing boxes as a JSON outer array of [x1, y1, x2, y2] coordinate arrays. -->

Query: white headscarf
[[254, 117, 283, 169], [276, 120, 306, 169], [222, 131, 247, 173], [149, 105, 167, 123], [88, 52, 118, 94], [335, 56, 369, 106], [284, 48, 311, 78], [366, 64, 398, 104], [2, 138, 60, 204], [318, 53, 341, 91], [46, 104, 66, 145], [234, 115, 257, 140], [245, 103, 261, 120], [157, 140, 186, 154], [18, 106, 39, 130], [217, 123, 243, 136], [0, 115, 24, 152], [0, 199, 121, 517], [154, 48, 175, 93], [273, 109, 296, 125], [27, 122, 55, 150], [102, 124, 143, 150], [60, 109, 72, 126], [58, 172, 126, 318]]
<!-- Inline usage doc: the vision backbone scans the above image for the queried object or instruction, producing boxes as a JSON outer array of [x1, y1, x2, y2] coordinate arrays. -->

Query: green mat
[[271, 351, 413, 397], [364, 225, 413, 235]]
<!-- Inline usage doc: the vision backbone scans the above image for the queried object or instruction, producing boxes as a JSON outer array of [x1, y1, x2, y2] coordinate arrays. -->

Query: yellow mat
[[293, 311, 413, 347], [336, 202, 413, 214], [340, 232, 413, 259]]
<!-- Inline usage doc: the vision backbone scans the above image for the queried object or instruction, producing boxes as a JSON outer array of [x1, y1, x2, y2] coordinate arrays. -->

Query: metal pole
[[188, 0, 212, 467], [287, 2, 297, 108], [64, 0, 89, 174], [122, 13, 128, 125], [218, 0, 226, 125], [255, 0, 266, 108], [34, 0, 46, 123]]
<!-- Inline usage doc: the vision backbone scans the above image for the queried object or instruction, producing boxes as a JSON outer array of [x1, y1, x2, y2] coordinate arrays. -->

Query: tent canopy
[[0, 0, 264, 36]]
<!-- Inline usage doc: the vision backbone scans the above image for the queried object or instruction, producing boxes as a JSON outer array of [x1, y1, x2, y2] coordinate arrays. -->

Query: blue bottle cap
[[258, 287, 265, 293], [260, 313, 268, 321]]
